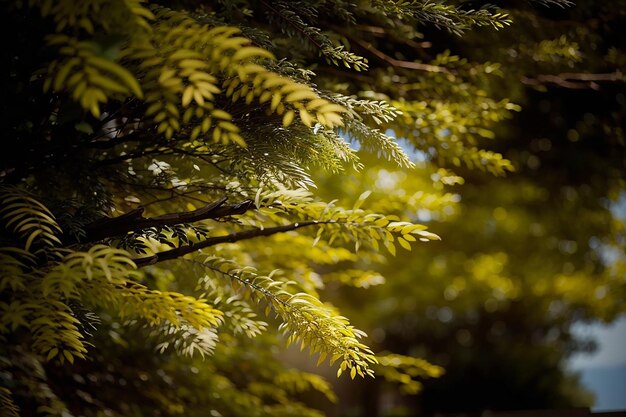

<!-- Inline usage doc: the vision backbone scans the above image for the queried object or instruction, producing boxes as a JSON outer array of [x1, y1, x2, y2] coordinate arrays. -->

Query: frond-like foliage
[[0, 0, 582, 413], [0, 387, 20, 417], [374, 353, 444, 395], [0, 189, 223, 365], [152, 323, 220, 358], [198, 257, 378, 378], [323, 269, 386, 288], [370, 0, 512, 34], [0, 187, 63, 257], [36, 1, 349, 145], [263, 1, 368, 71], [342, 119, 414, 169], [201, 277, 269, 338], [273, 369, 338, 403], [246, 188, 440, 255]]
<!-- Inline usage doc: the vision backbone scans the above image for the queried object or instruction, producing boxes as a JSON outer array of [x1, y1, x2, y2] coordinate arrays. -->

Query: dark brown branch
[[132, 220, 323, 267], [556, 71, 624, 81], [353, 25, 433, 61], [342, 33, 450, 74], [521, 71, 624, 90], [83, 198, 255, 242]]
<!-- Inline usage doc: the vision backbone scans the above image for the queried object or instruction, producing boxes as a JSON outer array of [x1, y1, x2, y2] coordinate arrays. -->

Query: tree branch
[[353, 25, 434, 61], [342, 33, 450, 74], [132, 220, 323, 267], [83, 198, 255, 242], [521, 71, 624, 90], [86, 131, 148, 149]]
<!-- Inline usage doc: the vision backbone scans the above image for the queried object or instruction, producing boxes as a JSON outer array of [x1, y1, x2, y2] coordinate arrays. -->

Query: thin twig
[[521, 71, 624, 90], [343, 33, 450, 74], [353, 25, 433, 60]]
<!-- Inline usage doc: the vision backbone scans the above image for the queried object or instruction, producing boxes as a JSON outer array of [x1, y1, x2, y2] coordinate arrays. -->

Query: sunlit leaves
[[370, 0, 511, 35], [31, 0, 154, 33], [0, 387, 19, 417], [37, 2, 349, 144], [200, 276, 269, 338], [274, 370, 338, 403], [248, 188, 439, 256], [388, 95, 517, 176], [0, 0, 553, 413], [374, 353, 444, 395], [199, 256, 377, 378], [0, 187, 63, 255], [0, 189, 224, 366], [264, 0, 368, 71]]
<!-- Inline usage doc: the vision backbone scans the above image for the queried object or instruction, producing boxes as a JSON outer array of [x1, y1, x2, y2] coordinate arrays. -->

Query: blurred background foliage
[[1, 0, 625, 416]]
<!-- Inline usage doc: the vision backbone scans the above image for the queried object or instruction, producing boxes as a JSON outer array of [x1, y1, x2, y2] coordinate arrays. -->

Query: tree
[[2, 0, 621, 416]]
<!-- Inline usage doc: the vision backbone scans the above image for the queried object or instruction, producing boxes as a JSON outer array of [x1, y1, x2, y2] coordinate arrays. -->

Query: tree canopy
[[1, 0, 625, 416]]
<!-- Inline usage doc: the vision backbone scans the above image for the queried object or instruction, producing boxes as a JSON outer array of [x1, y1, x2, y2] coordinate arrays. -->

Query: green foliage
[[0, 188, 224, 370], [0, 188, 63, 255], [370, 0, 512, 35], [2, 0, 622, 415], [374, 353, 444, 395], [306, 0, 626, 411], [0, 387, 20, 417], [263, 1, 369, 71]]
